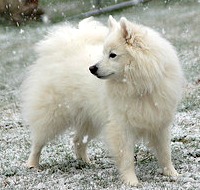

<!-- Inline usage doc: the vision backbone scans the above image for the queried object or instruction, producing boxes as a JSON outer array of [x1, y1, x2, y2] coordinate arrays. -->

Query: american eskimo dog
[[22, 16, 183, 186]]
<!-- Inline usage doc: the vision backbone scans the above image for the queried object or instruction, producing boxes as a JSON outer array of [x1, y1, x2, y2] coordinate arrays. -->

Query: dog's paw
[[163, 166, 179, 177], [122, 173, 141, 187], [75, 151, 91, 164], [25, 160, 39, 169], [124, 178, 141, 187], [81, 155, 91, 164]]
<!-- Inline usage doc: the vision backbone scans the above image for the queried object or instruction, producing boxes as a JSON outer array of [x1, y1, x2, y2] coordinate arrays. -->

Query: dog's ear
[[108, 15, 118, 32], [120, 17, 132, 40]]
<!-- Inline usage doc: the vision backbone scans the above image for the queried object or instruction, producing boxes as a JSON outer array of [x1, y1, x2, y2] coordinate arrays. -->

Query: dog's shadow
[[40, 156, 90, 173], [39, 154, 114, 173], [37, 155, 119, 188]]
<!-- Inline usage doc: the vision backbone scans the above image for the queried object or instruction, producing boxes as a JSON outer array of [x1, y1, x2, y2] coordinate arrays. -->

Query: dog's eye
[[109, 53, 117, 59]]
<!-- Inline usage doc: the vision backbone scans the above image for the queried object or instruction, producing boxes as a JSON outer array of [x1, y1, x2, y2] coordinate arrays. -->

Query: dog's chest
[[109, 94, 165, 129]]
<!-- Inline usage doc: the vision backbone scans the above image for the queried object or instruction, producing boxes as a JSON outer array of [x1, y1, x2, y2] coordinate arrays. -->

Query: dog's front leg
[[149, 126, 179, 177], [106, 122, 139, 186]]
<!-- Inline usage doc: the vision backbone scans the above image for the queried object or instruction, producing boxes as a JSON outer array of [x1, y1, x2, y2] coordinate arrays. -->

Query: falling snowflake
[[82, 135, 88, 144]]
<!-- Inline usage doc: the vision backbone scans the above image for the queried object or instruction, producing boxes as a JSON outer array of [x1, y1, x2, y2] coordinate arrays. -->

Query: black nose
[[89, 65, 98, 75]]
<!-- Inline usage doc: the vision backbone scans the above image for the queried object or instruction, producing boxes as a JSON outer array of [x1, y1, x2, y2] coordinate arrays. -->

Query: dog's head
[[89, 16, 149, 79], [89, 16, 165, 92], [89, 16, 129, 80]]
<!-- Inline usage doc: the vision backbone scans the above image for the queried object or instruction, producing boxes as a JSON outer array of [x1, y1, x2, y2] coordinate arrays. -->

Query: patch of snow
[[122, 78, 127, 83], [35, 183, 46, 189], [154, 102, 158, 107], [82, 135, 88, 144], [42, 15, 50, 24], [20, 29, 25, 34], [162, 28, 166, 35]]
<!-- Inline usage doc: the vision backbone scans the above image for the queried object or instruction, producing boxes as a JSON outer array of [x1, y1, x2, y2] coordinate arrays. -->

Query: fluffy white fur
[[22, 16, 184, 186]]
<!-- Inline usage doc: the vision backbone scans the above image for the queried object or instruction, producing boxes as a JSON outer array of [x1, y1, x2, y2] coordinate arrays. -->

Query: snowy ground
[[0, 1, 199, 189]]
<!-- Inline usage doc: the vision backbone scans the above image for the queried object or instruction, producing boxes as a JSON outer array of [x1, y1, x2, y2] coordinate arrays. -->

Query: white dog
[[22, 16, 184, 186]]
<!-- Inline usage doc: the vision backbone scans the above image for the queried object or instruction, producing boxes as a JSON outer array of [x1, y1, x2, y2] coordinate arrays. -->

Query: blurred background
[[0, 0, 157, 24]]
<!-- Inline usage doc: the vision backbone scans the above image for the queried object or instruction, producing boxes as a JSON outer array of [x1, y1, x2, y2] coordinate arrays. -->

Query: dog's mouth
[[96, 73, 114, 79], [89, 65, 114, 79]]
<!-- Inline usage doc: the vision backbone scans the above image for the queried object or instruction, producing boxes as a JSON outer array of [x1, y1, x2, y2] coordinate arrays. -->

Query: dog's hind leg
[[27, 125, 54, 168], [27, 137, 45, 168], [26, 111, 67, 168], [73, 121, 98, 163]]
